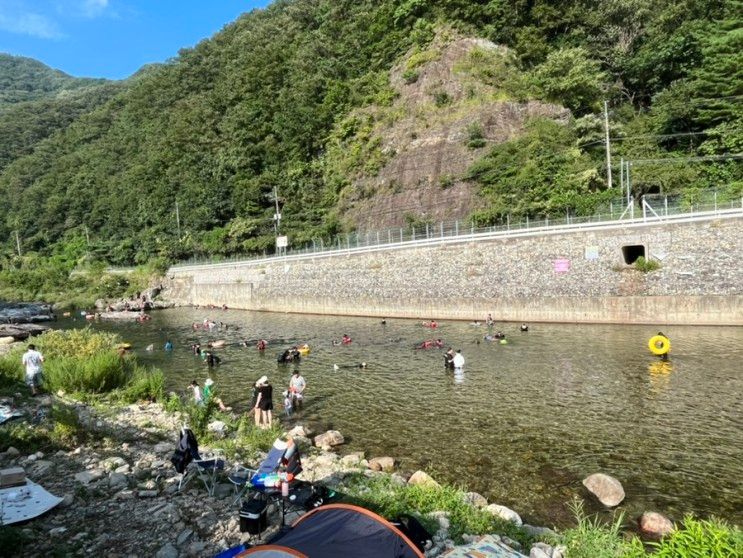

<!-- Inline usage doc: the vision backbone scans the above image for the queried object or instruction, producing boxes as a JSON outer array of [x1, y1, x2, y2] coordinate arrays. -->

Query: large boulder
[[407, 470, 440, 488], [314, 430, 344, 450], [368, 456, 395, 472], [486, 504, 523, 526], [582, 473, 625, 507], [638, 512, 674, 539]]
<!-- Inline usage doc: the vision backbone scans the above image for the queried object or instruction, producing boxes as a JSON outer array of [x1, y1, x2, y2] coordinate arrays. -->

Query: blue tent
[[238, 504, 425, 558]]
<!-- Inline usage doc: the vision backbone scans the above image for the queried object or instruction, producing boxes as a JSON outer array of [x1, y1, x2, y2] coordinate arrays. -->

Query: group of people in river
[[244, 369, 307, 429]]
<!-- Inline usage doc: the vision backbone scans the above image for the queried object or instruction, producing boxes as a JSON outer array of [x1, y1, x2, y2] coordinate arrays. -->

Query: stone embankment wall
[[165, 216, 743, 325]]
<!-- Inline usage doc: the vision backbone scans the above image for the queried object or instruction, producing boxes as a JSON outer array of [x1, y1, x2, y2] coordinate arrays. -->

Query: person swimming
[[520, 324, 529, 332]]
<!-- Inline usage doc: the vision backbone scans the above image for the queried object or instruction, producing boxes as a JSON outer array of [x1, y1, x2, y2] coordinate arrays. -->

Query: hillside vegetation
[[0, 0, 740, 297]]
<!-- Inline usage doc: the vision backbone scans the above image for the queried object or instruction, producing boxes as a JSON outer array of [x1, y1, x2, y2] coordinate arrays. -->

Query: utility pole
[[273, 186, 281, 235], [175, 201, 181, 241], [14, 230, 21, 257], [604, 101, 613, 189]]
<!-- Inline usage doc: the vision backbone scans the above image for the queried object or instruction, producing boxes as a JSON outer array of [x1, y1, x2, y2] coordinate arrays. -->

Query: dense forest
[[0, 0, 740, 296]]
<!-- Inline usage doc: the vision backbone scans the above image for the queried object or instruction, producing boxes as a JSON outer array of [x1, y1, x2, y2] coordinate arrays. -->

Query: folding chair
[[171, 427, 226, 496], [228, 436, 302, 508]]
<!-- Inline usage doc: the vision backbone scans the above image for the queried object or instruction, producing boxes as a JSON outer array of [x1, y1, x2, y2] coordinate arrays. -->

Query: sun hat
[[256, 375, 268, 386], [204, 378, 214, 386]]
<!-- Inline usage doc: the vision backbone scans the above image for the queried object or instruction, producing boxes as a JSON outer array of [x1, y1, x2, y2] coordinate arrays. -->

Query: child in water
[[282, 390, 293, 417]]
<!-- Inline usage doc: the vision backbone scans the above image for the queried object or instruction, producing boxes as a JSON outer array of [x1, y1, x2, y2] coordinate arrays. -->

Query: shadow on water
[[58, 309, 743, 528]]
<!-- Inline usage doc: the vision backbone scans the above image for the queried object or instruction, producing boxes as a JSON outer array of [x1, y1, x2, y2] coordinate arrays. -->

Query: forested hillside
[[0, 0, 740, 278], [0, 54, 106, 109]]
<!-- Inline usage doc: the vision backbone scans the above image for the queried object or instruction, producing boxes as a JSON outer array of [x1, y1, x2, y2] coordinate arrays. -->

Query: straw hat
[[256, 375, 268, 386], [204, 378, 214, 386]]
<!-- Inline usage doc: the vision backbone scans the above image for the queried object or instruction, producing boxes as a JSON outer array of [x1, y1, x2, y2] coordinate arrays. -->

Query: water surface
[[64, 308, 743, 527]]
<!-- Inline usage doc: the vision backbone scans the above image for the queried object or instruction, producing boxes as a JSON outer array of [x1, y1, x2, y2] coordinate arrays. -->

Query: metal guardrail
[[170, 194, 743, 272]]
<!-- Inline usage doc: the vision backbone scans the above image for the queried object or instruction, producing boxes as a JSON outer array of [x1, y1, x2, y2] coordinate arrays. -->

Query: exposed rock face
[[0, 323, 49, 340], [336, 34, 569, 232], [582, 473, 625, 507], [638, 511, 674, 539]]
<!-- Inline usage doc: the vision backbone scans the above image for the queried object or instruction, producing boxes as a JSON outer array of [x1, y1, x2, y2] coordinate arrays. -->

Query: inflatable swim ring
[[297, 345, 310, 355], [648, 335, 671, 356]]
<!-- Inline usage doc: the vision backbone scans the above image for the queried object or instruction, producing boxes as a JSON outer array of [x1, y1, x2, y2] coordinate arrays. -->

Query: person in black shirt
[[253, 375, 274, 429]]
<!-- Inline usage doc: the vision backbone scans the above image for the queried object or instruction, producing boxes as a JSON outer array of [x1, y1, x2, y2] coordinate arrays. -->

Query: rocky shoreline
[[0, 394, 568, 558]]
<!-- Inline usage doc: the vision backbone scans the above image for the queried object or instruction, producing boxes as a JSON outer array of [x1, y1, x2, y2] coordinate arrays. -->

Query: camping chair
[[229, 436, 302, 507], [171, 427, 226, 496]]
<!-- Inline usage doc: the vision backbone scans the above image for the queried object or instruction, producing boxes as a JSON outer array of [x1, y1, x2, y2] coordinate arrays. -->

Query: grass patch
[[634, 256, 661, 273], [558, 499, 645, 558], [339, 473, 530, 546], [650, 515, 743, 557]]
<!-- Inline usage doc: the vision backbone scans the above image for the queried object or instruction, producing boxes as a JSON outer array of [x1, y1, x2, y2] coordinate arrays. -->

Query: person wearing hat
[[203, 378, 230, 411], [253, 375, 273, 429]]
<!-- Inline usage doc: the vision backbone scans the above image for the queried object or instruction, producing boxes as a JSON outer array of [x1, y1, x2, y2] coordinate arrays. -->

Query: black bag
[[239, 498, 268, 534], [170, 449, 191, 474], [392, 514, 432, 552]]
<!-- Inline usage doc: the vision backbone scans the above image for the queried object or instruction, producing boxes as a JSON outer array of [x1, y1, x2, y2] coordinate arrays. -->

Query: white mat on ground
[[1, 480, 63, 525], [442, 535, 527, 558]]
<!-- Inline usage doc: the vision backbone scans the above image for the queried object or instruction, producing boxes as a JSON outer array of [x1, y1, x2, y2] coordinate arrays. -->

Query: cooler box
[[0, 467, 26, 488], [239, 498, 267, 534]]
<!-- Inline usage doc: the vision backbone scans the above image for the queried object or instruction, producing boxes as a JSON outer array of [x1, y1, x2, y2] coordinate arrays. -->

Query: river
[[60, 308, 743, 528]]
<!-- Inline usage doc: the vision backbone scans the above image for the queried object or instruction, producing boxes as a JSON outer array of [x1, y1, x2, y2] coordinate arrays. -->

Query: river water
[[61, 308, 742, 527]]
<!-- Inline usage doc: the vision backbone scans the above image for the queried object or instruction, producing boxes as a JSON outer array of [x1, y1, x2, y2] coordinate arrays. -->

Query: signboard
[[276, 235, 288, 248], [553, 258, 571, 273], [584, 246, 599, 260]]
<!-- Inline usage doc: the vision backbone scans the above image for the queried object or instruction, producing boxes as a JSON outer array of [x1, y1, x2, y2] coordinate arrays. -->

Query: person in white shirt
[[452, 349, 465, 369], [190, 380, 203, 405], [288, 370, 306, 410], [22, 344, 44, 396]]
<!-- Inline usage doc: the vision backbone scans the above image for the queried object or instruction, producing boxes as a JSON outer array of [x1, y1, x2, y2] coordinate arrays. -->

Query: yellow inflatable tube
[[297, 344, 311, 355], [648, 335, 671, 356]]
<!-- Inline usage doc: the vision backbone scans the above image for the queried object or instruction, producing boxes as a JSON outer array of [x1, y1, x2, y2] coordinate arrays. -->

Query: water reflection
[[60, 310, 743, 528]]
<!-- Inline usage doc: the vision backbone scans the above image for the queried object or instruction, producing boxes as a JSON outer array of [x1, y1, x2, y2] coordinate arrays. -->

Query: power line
[[579, 131, 712, 148], [614, 153, 743, 167]]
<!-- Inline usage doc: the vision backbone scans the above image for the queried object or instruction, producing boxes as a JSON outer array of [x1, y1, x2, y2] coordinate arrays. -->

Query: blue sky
[[0, 1, 272, 79]]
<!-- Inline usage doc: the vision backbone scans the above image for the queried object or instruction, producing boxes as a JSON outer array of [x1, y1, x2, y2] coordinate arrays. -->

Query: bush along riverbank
[[1, 332, 741, 557]]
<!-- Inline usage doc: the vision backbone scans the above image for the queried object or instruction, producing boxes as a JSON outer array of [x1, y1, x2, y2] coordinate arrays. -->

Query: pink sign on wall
[[553, 258, 571, 273]]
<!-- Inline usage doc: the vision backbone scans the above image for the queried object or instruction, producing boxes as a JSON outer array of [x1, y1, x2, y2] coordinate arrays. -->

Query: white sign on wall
[[276, 235, 289, 248], [584, 246, 599, 260]]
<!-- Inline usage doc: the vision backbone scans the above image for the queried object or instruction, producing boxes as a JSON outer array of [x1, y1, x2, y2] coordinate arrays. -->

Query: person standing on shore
[[22, 344, 44, 396], [253, 375, 273, 429]]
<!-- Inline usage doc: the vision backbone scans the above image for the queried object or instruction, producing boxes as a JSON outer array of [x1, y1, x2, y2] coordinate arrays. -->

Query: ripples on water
[[63, 309, 743, 527]]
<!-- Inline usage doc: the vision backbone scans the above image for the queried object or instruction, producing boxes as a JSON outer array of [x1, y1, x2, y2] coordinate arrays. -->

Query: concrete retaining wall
[[165, 216, 743, 325]]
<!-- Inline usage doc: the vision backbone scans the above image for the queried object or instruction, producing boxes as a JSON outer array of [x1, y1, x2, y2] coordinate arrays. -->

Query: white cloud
[[80, 0, 109, 18], [0, 9, 64, 39]]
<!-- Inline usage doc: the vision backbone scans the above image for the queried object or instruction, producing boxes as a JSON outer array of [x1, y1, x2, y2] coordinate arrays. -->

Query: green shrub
[[0, 356, 23, 387], [651, 515, 743, 558], [634, 256, 661, 273], [558, 499, 645, 558], [43, 351, 129, 393], [402, 69, 419, 84], [433, 91, 452, 107], [34, 328, 120, 358], [119, 367, 164, 403]]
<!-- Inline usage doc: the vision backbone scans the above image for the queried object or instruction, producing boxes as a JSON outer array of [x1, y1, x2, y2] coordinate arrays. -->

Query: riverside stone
[[463, 492, 488, 508], [108, 472, 129, 490], [368, 456, 395, 472], [408, 470, 440, 488], [155, 542, 179, 558], [207, 420, 228, 438], [314, 430, 344, 449], [74, 469, 104, 484], [638, 511, 674, 539], [486, 504, 522, 526], [582, 473, 625, 507], [529, 545, 551, 558]]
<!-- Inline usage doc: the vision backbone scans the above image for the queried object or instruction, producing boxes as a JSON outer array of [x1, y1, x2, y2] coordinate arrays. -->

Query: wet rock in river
[[638, 511, 674, 539], [582, 472, 625, 507]]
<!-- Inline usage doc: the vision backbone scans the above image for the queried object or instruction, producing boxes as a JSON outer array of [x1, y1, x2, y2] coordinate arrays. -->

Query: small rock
[[407, 470, 440, 488], [582, 473, 625, 507], [552, 545, 567, 558], [486, 504, 522, 526], [29, 460, 54, 477], [102, 456, 127, 471], [390, 473, 407, 486], [138, 490, 159, 498], [314, 430, 344, 449], [522, 524, 556, 538], [59, 493, 74, 508], [502, 536, 522, 551], [115, 464, 131, 474], [49, 527, 67, 537], [287, 425, 311, 438], [207, 420, 228, 438], [114, 489, 135, 500], [463, 492, 488, 508], [155, 542, 179, 558], [368, 456, 395, 472], [176, 528, 193, 546], [530, 546, 551, 558], [108, 472, 128, 490], [5, 447, 20, 458], [153, 442, 172, 454], [638, 511, 674, 539], [74, 469, 104, 484]]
